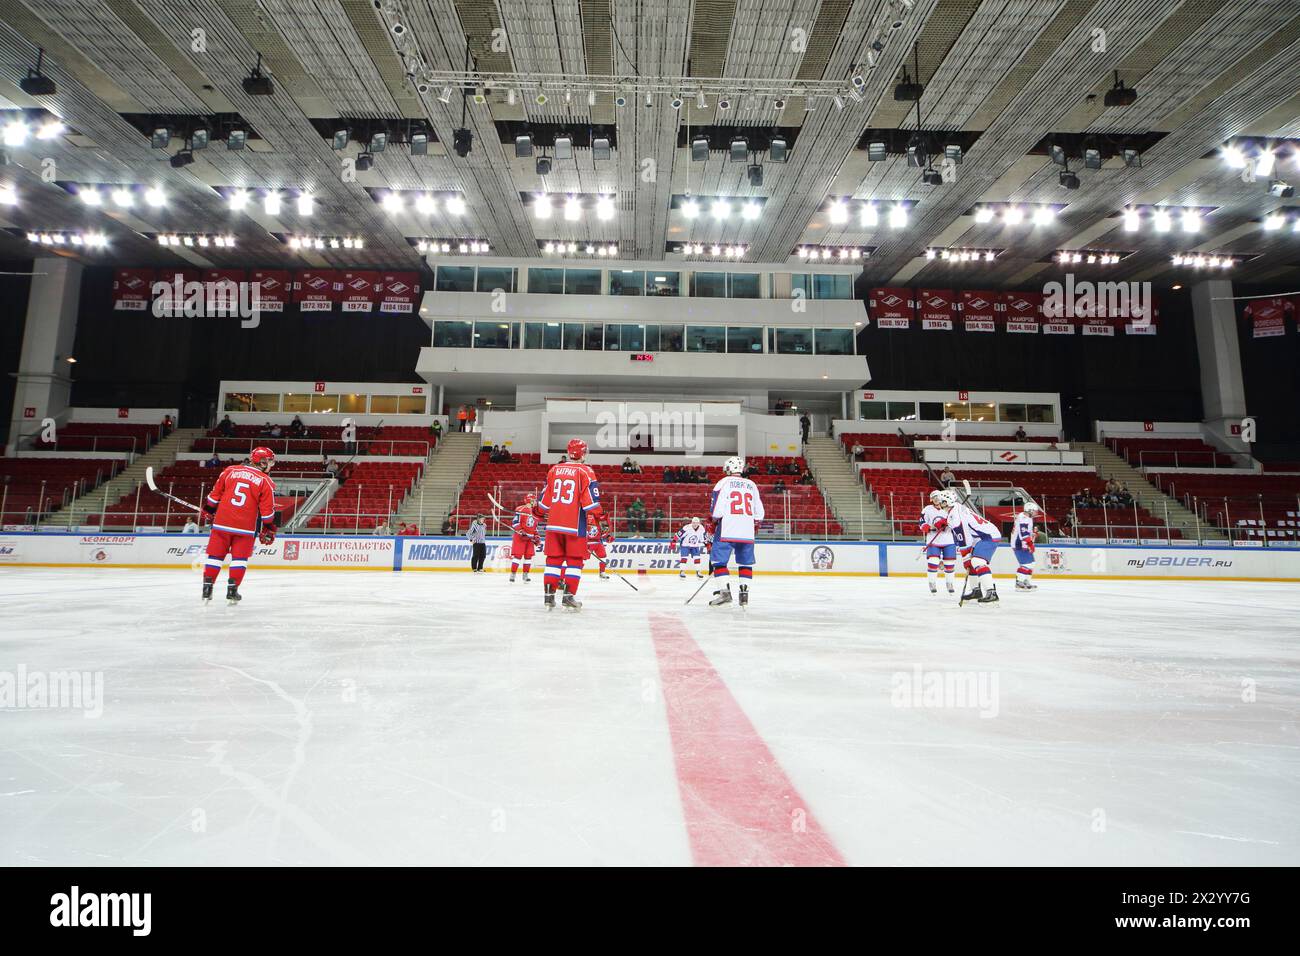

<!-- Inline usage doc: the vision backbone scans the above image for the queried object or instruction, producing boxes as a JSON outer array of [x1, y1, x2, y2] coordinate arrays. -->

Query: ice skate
[[738, 584, 749, 607], [979, 585, 1000, 604], [561, 593, 583, 611], [509, 571, 516, 582], [929, 582, 937, 594], [709, 587, 733, 607], [202, 580, 213, 603], [598, 570, 610, 580], [695, 570, 704, 579], [947, 581, 955, 593], [679, 569, 686, 579], [544, 586, 556, 611], [226, 583, 241, 605], [522, 572, 531, 582]]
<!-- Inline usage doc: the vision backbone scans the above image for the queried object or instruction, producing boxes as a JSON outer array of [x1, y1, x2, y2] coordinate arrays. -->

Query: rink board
[[1, 533, 1299, 581]]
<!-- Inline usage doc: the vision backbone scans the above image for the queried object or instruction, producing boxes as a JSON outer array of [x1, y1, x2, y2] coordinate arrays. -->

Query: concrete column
[[1190, 279, 1249, 453], [6, 257, 82, 456]]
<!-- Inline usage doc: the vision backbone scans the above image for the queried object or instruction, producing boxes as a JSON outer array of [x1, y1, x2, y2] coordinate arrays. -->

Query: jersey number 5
[[728, 490, 754, 515], [230, 481, 250, 507]]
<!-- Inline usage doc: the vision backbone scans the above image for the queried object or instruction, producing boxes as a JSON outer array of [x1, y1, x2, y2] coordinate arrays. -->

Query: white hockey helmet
[[929, 489, 946, 506], [723, 456, 745, 475], [1023, 500, 1041, 516], [691, 515, 702, 525], [938, 489, 960, 508]]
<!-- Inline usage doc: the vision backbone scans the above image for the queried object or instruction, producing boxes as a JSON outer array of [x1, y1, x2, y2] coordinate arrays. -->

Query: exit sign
[[629, 353, 654, 362]]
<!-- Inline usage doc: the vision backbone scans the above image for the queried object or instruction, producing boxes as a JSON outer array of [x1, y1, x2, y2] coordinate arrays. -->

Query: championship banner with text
[[1243, 295, 1296, 338], [203, 269, 246, 317], [379, 272, 421, 314], [151, 269, 201, 317], [250, 269, 291, 312], [916, 289, 955, 331], [340, 271, 381, 313], [1125, 294, 1159, 335], [111, 268, 155, 311], [868, 287, 913, 329], [1003, 290, 1042, 334], [293, 270, 339, 312], [958, 290, 999, 332]]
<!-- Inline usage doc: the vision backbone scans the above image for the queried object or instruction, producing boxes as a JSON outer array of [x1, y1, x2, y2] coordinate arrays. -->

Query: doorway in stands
[[1062, 394, 1090, 442]]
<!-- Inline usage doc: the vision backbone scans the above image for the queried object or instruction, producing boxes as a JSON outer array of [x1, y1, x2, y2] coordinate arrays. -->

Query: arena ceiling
[[1, 0, 1298, 288]]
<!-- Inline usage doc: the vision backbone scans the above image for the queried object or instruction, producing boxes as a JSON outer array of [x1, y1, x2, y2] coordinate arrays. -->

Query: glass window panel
[[310, 393, 340, 413], [433, 320, 472, 348], [565, 269, 601, 295], [859, 401, 887, 420], [887, 401, 916, 420], [650, 324, 683, 352], [791, 274, 811, 301], [1027, 404, 1055, 423], [728, 273, 760, 298], [776, 328, 813, 354], [647, 271, 679, 296], [814, 274, 851, 299], [604, 324, 644, 351], [435, 265, 475, 292], [527, 268, 564, 294], [524, 322, 562, 349], [223, 393, 248, 412], [282, 393, 311, 413], [562, 323, 585, 350], [814, 328, 853, 355], [247, 392, 280, 412], [338, 393, 367, 414], [969, 402, 996, 423], [610, 270, 644, 296], [727, 326, 763, 353], [944, 402, 972, 421], [584, 324, 604, 350], [396, 396, 425, 414], [476, 266, 515, 293], [1000, 403, 1027, 422], [369, 395, 398, 414], [691, 272, 726, 298], [687, 325, 725, 352], [917, 401, 944, 421], [474, 321, 512, 349]]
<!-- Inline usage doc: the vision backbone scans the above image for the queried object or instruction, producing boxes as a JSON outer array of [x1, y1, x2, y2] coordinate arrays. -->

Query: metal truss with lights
[[1113, 205, 1217, 234], [12, 228, 109, 250], [1045, 249, 1133, 266], [968, 202, 1064, 226], [795, 245, 872, 261], [1170, 252, 1246, 270], [669, 243, 749, 259], [414, 238, 492, 254], [146, 232, 237, 249], [278, 234, 365, 252], [1260, 208, 1300, 232], [525, 192, 620, 222], [923, 247, 1000, 263], [671, 194, 766, 222], [822, 197, 913, 228], [542, 240, 620, 257], [366, 187, 469, 216]]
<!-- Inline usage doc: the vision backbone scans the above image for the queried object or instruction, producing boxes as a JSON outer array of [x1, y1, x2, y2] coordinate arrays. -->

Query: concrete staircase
[[391, 432, 480, 532], [1077, 440, 1224, 541], [47, 427, 207, 528], [803, 436, 896, 539]]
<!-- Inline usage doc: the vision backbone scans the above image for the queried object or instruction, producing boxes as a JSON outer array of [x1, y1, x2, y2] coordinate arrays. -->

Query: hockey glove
[[259, 524, 277, 545], [203, 499, 218, 517], [602, 529, 616, 546], [933, 517, 948, 531]]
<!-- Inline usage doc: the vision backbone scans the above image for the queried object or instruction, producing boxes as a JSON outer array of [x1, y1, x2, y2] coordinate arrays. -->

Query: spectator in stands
[[622, 456, 641, 474], [398, 522, 420, 535], [663, 468, 675, 484], [456, 406, 469, 432], [182, 517, 199, 534], [1073, 488, 1098, 508], [695, 467, 708, 483], [939, 465, 956, 486], [440, 518, 454, 535], [467, 405, 478, 432], [852, 442, 865, 461], [217, 414, 235, 437], [162, 414, 174, 437], [260, 421, 274, 437], [289, 414, 305, 437], [430, 419, 443, 442], [798, 468, 815, 485], [269, 423, 284, 439], [651, 506, 665, 536], [800, 413, 811, 444], [765, 460, 779, 475], [375, 520, 391, 535], [773, 478, 787, 493], [784, 461, 800, 475], [467, 515, 487, 572], [204, 453, 222, 469], [324, 457, 340, 480], [1014, 425, 1028, 442]]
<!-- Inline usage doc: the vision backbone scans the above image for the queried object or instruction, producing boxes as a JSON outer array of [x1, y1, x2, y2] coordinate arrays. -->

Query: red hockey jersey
[[205, 464, 277, 536], [512, 506, 539, 538], [537, 462, 603, 535]]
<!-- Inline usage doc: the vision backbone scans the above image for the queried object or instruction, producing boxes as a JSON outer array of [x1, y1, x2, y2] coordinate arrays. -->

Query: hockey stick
[[685, 572, 712, 605], [145, 466, 203, 513]]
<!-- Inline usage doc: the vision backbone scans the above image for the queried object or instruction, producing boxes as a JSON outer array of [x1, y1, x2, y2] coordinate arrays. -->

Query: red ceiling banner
[[112, 268, 155, 311], [916, 289, 955, 331], [203, 268, 246, 317], [868, 287, 913, 329], [957, 290, 998, 333], [339, 270, 381, 313], [250, 269, 291, 312], [1243, 295, 1296, 338], [151, 269, 201, 318], [1125, 294, 1159, 335], [379, 271, 421, 313], [1003, 290, 1042, 334], [294, 270, 339, 312]]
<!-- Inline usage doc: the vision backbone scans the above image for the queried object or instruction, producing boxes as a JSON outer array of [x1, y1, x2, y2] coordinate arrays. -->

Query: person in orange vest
[[456, 405, 468, 432], [466, 405, 477, 432]]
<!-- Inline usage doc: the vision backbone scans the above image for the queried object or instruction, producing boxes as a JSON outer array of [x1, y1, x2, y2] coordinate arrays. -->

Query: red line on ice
[[648, 613, 847, 867]]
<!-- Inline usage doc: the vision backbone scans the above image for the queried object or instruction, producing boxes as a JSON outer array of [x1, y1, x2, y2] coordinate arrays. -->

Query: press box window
[[434, 265, 475, 292]]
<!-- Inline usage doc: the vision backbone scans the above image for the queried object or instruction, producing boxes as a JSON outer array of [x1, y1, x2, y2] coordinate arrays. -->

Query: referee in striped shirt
[[467, 514, 487, 572]]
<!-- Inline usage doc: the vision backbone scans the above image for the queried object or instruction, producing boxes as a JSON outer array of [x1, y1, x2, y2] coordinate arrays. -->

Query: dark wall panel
[[0, 260, 34, 445]]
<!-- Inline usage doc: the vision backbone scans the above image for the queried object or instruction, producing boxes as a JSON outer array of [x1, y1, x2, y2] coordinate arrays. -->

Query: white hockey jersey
[[1012, 511, 1036, 549], [919, 504, 954, 546], [710, 475, 765, 543], [947, 502, 1002, 548], [678, 522, 707, 549]]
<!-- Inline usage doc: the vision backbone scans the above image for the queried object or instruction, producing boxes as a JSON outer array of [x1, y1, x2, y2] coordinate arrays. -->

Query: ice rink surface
[[1, 566, 1296, 867]]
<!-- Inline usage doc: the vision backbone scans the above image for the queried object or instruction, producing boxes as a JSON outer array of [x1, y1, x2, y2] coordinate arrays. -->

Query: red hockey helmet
[[250, 446, 276, 470], [523, 492, 537, 506], [566, 438, 588, 461]]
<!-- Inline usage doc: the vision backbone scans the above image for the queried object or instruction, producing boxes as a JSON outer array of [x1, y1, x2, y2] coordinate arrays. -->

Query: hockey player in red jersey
[[535, 438, 610, 610], [509, 493, 541, 583], [586, 521, 614, 580], [200, 446, 279, 604]]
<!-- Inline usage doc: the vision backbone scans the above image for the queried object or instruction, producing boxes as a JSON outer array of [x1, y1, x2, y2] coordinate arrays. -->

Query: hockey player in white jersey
[[708, 457, 765, 607], [944, 490, 1003, 604], [918, 490, 957, 594], [675, 516, 708, 578], [1012, 501, 1041, 590]]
